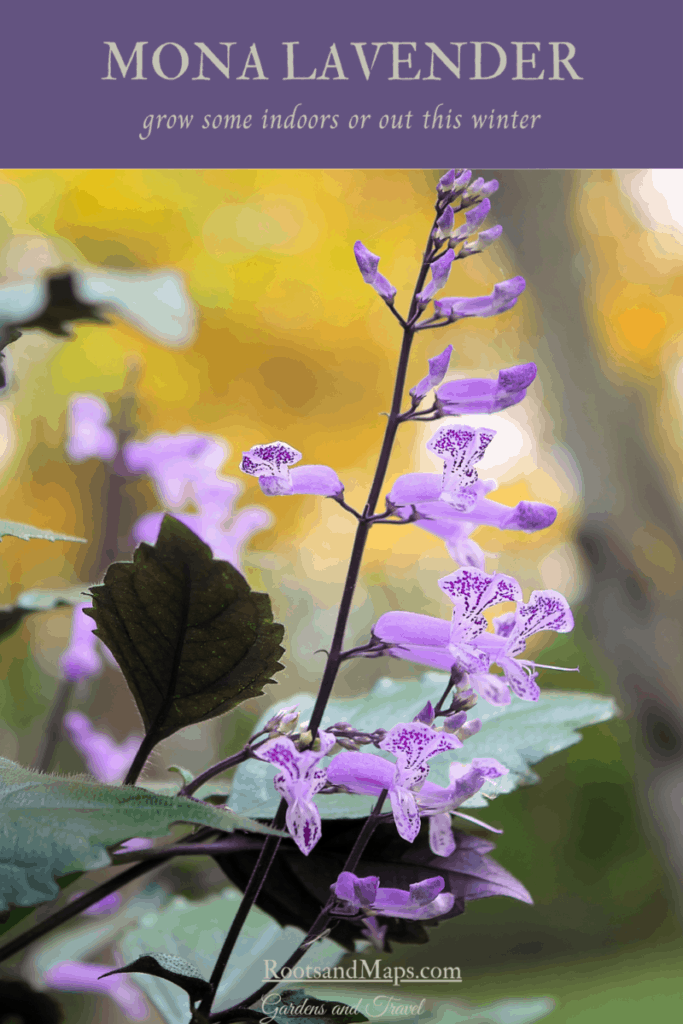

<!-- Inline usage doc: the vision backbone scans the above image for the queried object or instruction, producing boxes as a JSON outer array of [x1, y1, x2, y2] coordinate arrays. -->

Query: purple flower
[[63, 710, 142, 784], [387, 437, 557, 556], [43, 960, 148, 1019], [353, 241, 397, 304], [452, 199, 491, 243], [434, 206, 455, 239], [125, 432, 228, 507], [253, 731, 337, 855], [417, 758, 509, 856], [409, 345, 453, 401], [127, 431, 271, 570], [370, 567, 574, 705], [416, 249, 455, 306], [434, 277, 526, 321], [133, 481, 270, 571], [437, 169, 457, 192], [437, 169, 472, 195], [461, 223, 504, 256], [435, 363, 537, 416], [327, 720, 462, 843], [66, 395, 117, 462], [476, 179, 499, 198], [59, 603, 104, 687], [392, 476, 556, 534], [331, 871, 454, 921], [424, 423, 497, 513], [240, 441, 344, 499]]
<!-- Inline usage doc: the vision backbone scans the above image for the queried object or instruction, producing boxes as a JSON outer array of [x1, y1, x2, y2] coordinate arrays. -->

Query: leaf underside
[[85, 515, 285, 747], [0, 519, 85, 544], [0, 757, 285, 912]]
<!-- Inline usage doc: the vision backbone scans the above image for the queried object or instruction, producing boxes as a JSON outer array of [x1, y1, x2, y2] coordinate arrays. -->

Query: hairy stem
[[179, 743, 265, 798]]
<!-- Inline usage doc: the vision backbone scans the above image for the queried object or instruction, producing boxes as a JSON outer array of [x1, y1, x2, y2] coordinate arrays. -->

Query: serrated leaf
[[278, 989, 368, 1023], [115, 888, 344, 1024], [0, 520, 85, 544], [85, 515, 284, 754], [0, 758, 285, 912], [99, 953, 212, 1009], [229, 675, 618, 819], [0, 586, 89, 642]]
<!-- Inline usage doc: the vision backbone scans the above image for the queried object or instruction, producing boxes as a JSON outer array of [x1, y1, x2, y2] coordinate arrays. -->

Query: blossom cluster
[[236, 169, 576, 925]]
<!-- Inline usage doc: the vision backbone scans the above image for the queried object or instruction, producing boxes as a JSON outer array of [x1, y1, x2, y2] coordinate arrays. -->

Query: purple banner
[[4, 0, 682, 168]]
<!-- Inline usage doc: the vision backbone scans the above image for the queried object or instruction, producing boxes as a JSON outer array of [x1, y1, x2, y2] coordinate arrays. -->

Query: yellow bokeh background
[[0, 167, 682, 695]]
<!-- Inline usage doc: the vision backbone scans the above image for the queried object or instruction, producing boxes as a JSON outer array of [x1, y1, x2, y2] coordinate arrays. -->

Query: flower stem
[[179, 743, 266, 798], [198, 802, 288, 1017], [209, 790, 389, 1021], [205, 191, 446, 1015], [307, 212, 440, 739]]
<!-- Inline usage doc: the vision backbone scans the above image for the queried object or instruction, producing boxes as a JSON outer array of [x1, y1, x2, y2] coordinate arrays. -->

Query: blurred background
[[0, 168, 682, 1022]]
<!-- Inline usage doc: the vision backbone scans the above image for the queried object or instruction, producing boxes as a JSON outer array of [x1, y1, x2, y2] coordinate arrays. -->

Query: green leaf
[[0, 586, 89, 643], [85, 516, 284, 753], [0, 520, 85, 544], [167, 765, 195, 789], [0, 872, 82, 942], [99, 954, 212, 1009], [277, 989, 368, 1023], [115, 888, 344, 1024], [0, 758, 285, 911], [229, 674, 618, 819]]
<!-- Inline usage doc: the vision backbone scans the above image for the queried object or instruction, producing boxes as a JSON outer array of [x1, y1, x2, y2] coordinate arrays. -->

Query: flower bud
[[457, 718, 482, 741], [434, 206, 455, 240], [437, 169, 457, 192], [442, 711, 468, 733], [414, 701, 435, 726]]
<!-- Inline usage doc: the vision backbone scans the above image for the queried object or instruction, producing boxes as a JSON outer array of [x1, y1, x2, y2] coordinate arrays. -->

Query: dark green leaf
[[0, 757, 285, 911], [0, 520, 85, 544], [99, 953, 212, 1009], [278, 989, 368, 1023], [85, 515, 284, 749]]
